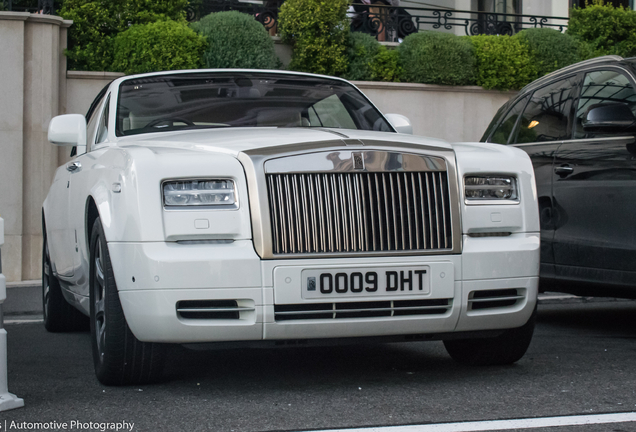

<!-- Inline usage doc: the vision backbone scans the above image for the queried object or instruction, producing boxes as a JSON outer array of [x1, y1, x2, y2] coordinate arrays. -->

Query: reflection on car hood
[[115, 127, 452, 156]]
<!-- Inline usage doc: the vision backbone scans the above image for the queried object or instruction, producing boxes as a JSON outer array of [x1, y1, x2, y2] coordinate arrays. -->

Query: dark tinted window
[[489, 95, 529, 144], [574, 70, 636, 138], [512, 76, 577, 144], [116, 73, 393, 136], [480, 102, 508, 142]]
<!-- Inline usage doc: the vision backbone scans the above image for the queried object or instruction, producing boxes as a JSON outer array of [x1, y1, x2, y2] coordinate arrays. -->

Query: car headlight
[[163, 179, 236, 208], [464, 175, 518, 202]]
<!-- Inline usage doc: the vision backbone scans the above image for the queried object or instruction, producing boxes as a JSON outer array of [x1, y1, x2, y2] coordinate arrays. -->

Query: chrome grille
[[267, 172, 452, 255]]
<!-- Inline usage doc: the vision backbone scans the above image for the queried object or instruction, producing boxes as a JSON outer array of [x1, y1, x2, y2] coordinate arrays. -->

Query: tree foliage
[[191, 11, 279, 69], [111, 20, 207, 75], [59, 0, 188, 71], [278, 0, 349, 76], [568, 0, 636, 58]]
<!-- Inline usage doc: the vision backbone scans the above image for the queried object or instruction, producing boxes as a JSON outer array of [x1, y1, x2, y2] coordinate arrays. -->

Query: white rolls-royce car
[[43, 70, 540, 386]]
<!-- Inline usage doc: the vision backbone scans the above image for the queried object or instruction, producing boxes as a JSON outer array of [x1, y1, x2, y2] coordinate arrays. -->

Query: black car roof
[[518, 55, 624, 94]]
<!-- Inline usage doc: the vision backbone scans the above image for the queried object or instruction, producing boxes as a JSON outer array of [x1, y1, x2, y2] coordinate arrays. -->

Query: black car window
[[512, 76, 577, 144], [480, 102, 508, 142], [489, 95, 529, 144], [573, 70, 636, 138]]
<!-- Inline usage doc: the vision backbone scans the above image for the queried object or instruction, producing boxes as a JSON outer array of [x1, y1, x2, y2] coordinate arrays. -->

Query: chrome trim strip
[[275, 305, 451, 316], [468, 295, 524, 303], [239, 142, 462, 259], [177, 307, 256, 313]]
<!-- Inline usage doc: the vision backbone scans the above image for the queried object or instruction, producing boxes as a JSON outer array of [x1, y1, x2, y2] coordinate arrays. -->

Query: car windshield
[[116, 72, 394, 136]]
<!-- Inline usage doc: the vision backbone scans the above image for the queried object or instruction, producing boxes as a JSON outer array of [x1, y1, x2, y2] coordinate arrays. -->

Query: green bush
[[471, 35, 536, 90], [568, 1, 636, 57], [60, 0, 188, 71], [369, 47, 403, 82], [111, 20, 207, 75], [278, 0, 349, 76], [398, 31, 475, 86], [515, 28, 589, 78], [345, 32, 381, 81], [191, 11, 279, 69]]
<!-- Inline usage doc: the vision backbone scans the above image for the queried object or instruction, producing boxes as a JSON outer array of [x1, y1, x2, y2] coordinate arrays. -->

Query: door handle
[[66, 161, 81, 172], [554, 165, 573, 176]]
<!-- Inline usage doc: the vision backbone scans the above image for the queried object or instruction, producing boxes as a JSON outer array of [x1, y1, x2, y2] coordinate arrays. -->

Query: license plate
[[302, 266, 430, 299]]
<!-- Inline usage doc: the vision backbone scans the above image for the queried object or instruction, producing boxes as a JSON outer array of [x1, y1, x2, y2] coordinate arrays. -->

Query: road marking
[[4, 318, 44, 325], [310, 412, 636, 432]]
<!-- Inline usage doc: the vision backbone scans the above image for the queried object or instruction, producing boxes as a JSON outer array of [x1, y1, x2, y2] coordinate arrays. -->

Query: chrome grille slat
[[267, 171, 452, 255]]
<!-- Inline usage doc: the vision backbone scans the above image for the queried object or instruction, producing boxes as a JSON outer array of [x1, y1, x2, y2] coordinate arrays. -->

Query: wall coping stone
[[67, 71, 125, 80], [0, 11, 30, 21], [0, 12, 72, 27], [352, 80, 517, 96]]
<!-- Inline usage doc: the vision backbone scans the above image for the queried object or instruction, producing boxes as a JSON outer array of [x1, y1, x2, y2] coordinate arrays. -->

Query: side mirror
[[582, 102, 636, 132], [48, 114, 87, 147], [385, 113, 413, 135]]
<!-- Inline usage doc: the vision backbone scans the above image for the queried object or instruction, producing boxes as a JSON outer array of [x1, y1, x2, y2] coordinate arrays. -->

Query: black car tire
[[89, 217, 167, 386], [42, 231, 88, 332], [443, 309, 536, 366]]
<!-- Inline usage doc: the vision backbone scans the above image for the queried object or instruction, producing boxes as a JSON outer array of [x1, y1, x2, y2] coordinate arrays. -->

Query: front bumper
[[109, 234, 539, 343]]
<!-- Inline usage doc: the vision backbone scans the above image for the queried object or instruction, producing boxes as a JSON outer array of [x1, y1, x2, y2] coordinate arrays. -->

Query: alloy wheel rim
[[93, 236, 107, 363]]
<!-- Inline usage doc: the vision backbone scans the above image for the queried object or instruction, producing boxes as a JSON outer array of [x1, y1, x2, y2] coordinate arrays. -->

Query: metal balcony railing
[[183, 1, 569, 42], [2, 0, 568, 43]]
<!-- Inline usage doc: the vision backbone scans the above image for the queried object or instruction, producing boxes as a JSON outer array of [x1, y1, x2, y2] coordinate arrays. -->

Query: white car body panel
[[43, 69, 540, 346]]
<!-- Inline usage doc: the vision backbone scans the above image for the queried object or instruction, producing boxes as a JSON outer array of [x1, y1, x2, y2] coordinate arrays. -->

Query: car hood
[[115, 127, 452, 157]]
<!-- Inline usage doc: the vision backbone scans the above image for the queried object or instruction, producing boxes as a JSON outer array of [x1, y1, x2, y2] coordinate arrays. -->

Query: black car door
[[486, 75, 579, 283], [552, 68, 636, 290]]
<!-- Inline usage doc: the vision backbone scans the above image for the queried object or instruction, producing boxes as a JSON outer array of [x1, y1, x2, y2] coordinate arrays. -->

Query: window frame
[[571, 65, 636, 140]]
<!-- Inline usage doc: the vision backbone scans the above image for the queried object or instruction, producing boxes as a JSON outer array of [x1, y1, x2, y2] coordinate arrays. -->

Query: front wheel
[[90, 217, 167, 385], [443, 310, 536, 366]]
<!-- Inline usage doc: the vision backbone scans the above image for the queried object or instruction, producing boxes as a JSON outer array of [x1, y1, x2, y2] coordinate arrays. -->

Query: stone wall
[[0, 12, 71, 282], [0, 11, 515, 282]]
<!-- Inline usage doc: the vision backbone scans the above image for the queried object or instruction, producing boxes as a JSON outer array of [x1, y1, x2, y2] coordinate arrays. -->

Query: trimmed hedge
[[191, 11, 280, 69], [398, 31, 475, 86], [111, 20, 207, 75], [471, 35, 536, 90], [278, 0, 349, 76], [345, 32, 381, 81], [516, 28, 591, 79], [568, 1, 636, 58], [60, 0, 188, 71], [370, 47, 403, 82]]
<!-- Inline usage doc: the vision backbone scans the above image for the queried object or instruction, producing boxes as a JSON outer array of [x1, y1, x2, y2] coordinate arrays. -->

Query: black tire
[[89, 217, 167, 386], [42, 231, 88, 332], [443, 310, 536, 366]]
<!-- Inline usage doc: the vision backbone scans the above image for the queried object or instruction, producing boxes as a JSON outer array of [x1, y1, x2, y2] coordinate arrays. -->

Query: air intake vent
[[468, 289, 524, 311], [176, 300, 254, 320], [274, 299, 452, 321], [266, 172, 452, 255]]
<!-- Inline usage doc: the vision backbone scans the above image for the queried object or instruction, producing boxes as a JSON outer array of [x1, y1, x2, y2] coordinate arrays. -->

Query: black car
[[481, 55, 636, 298]]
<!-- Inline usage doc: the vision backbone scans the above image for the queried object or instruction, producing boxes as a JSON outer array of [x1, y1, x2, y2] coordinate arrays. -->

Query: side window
[[512, 76, 577, 144], [95, 95, 110, 146], [489, 95, 529, 144], [86, 93, 108, 152], [574, 70, 636, 138]]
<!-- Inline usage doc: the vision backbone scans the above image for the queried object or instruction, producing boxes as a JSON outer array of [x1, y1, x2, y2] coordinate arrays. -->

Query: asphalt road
[[2, 299, 636, 432]]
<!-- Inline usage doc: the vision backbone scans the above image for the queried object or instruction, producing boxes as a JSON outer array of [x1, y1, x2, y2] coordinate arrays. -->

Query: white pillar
[[0, 216, 24, 411]]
